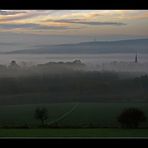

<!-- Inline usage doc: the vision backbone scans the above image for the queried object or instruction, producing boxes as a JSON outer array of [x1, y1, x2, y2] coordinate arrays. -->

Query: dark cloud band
[[0, 10, 26, 15], [48, 19, 126, 26], [0, 23, 79, 30]]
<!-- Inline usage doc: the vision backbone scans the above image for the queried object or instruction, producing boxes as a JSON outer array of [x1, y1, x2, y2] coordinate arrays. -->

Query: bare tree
[[34, 107, 48, 127]]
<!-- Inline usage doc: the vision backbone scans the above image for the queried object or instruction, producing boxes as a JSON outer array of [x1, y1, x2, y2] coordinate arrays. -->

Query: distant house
[[8, 60, 20, 70], [73, 60, 82, 64]]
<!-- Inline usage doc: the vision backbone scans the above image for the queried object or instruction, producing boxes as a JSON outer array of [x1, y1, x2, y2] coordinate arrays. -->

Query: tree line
[[0, 71, 148, 104]]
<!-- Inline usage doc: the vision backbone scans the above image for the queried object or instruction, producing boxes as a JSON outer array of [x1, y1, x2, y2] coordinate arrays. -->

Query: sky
[[0, 10, 148, 51]]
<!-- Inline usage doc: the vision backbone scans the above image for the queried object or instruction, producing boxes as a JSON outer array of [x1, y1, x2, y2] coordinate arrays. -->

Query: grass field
[[0, 128, 148, 137], [0, 103, 148, 128]]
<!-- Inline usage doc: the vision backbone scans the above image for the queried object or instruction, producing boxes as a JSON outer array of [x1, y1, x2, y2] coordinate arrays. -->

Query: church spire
[[135, 51, 138, 63]]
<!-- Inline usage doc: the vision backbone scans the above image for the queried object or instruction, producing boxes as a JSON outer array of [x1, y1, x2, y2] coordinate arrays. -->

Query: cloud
[[0, 10, 57, 22], [0, 23, 79, 30], [36, 25, 77, 30], [46, 19, 127, 26], [75, 21, 126, 26], [0, 23, 38, 29], [1, 10, 148, 23], [0, 10, 26, 15]]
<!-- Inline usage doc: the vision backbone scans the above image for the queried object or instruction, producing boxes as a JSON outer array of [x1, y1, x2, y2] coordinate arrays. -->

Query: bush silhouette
[[118, 108, 146, 128]]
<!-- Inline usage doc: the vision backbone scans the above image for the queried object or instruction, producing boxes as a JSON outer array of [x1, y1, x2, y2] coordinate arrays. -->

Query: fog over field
[[0, 53, 148, 75], [0, 10, 148, 132]]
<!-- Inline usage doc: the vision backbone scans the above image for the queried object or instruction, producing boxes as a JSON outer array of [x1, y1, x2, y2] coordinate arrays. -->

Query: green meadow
[[0, 103, 148, 128]]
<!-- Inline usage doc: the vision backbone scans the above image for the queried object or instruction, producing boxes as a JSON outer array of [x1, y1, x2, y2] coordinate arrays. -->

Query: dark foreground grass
[[0, 128, 148, 138]]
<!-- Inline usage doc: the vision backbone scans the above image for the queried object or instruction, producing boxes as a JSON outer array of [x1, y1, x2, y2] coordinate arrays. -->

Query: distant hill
[[5, 38, 148, 54]]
